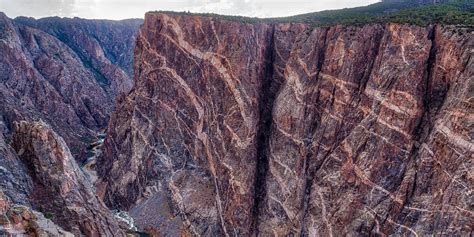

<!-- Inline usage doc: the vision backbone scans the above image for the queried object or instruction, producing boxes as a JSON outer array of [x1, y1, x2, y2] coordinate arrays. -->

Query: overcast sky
[[0, 0, 380, 20]]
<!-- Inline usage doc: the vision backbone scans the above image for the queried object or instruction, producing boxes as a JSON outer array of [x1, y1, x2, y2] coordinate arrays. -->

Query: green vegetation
[[4, 135, 11, 145], [373, 1, 474, 26], [43, 211, 54, 219], [154, 0, 474, 27]]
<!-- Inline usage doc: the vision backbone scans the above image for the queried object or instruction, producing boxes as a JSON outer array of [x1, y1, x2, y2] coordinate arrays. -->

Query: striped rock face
[[98, 13, 274, 236], [97, 13, 473, 236]]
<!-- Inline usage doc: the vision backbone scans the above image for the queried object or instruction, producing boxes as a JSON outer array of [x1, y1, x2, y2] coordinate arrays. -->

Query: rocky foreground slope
[[1, 121, 125, 235], [0, 13, 141, 161], [97, 13, 473, 236]]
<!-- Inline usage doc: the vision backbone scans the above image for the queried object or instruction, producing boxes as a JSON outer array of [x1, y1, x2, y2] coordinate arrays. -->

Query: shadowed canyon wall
[[97, 13, 473, 236], [0, 13, 141, 235], [0, 13, 142, 161]]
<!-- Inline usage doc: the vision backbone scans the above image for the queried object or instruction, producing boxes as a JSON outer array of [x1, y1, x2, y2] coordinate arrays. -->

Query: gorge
[[1, 2, 473, 236]]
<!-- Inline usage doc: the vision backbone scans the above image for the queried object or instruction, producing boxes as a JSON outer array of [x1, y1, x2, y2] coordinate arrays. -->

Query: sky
[[0, 0, 380, 20]]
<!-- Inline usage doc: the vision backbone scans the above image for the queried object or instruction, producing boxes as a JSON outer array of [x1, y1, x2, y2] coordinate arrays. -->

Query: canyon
[[96, 12, 473, 236], [0, 12, 140, 235], [0, 8, 473, 237], [0, 12, 141, 161]]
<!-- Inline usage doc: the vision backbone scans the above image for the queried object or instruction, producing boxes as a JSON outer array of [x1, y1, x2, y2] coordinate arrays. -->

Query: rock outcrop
[[10, 121, 125, 236], [98, 12, 473, 236], [0, 131, 31, 206], [1, 123, 76, 236], [0, 12, 141, 161], [0, 191, 74, 236]]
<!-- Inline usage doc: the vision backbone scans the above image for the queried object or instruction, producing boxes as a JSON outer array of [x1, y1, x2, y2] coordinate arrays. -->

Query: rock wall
[[11, 121, 125, 236], [0, 191, 74, 236], [98, 13, 274, 236], [0, 12, 141, 161], [98, 13, 473, 236], [14, 16, 142, 94]]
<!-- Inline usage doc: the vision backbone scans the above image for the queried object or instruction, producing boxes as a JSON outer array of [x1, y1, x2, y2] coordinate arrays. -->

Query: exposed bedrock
[[99, 13, 274, 236], [11, 121, 125, 236], [0, 12, 141, 161], [98, 13, 473, 236]]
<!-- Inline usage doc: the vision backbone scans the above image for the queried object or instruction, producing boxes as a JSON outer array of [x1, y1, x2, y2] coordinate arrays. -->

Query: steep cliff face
[[98, 13, 274, 236], [0, 132, 31, 207], [1, 130, 65, 236], [10, 121, 125, 236], [15, 16, 141, 94], [98, 13, 473, 235], [0, 12, 141, 161], [396, 26, 473, 235], [259, 23, 472, 236]]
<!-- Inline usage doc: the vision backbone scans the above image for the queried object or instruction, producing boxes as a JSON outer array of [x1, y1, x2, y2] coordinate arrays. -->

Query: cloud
[[186, 0, 263, 17], [0, 0, 76, 18], [0, 0, 380, 19]]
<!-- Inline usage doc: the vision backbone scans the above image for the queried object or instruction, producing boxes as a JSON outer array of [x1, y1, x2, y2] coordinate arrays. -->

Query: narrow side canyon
[[97, 13, 473, 236]]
